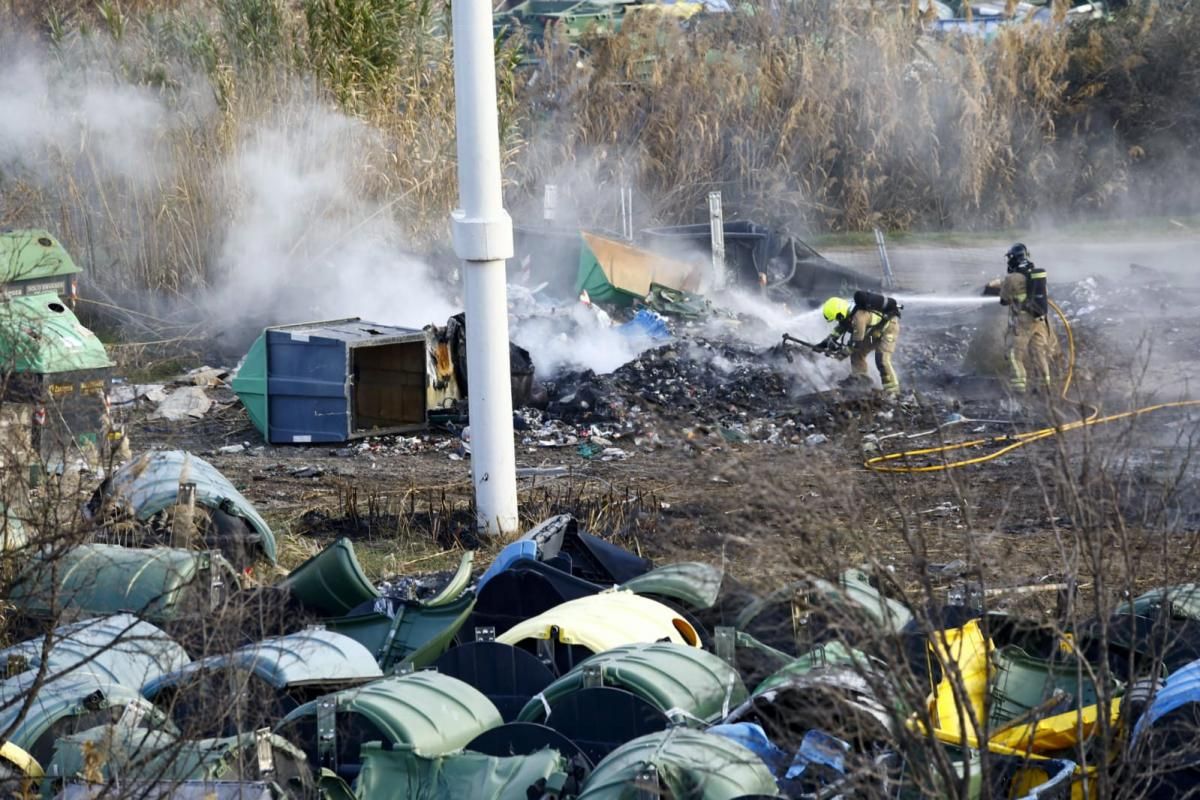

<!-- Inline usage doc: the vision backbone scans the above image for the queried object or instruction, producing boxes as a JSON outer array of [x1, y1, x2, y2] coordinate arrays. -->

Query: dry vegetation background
[[0, 0, 1197, 297]]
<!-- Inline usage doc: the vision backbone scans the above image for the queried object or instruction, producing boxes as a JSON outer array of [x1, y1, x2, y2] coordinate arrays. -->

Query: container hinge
[[378, 604, 406, 668], [537, 634, 556, 672], [116, 699, 148, 729], [580, 663, 604, 690], [316, 697, 338, 771], [206, 550, 224, 611], [255, 727, 275, 777], [714, 627, 735, 666], [5, 654, 27, 678], [632, 765, 659, 800]]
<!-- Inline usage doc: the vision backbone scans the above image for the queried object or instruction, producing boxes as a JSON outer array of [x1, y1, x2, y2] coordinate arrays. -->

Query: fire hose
[[863, 300, 1200, 473]]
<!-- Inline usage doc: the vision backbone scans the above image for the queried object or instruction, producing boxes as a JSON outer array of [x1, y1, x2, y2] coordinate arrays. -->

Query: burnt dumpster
[[509, 225, 584, 299], [515, 642, 747, 764], [354, 743, 580, 800], [640, 222, 880, 300], [85, 450, 277, 568], [575, 232, 701, 308], [232, 316, 535, 444], [232, 319, 432, 444], [0, 229, 122, 473]]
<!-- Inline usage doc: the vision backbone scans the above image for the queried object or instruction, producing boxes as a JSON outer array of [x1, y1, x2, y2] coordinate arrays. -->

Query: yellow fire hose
[[864, 300, 1200, 473]]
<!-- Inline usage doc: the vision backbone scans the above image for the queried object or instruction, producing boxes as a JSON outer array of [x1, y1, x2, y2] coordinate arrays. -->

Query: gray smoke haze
[[208, 101, 457, 337], [0, 48, 181, 186], [0, 41, 459, 346]]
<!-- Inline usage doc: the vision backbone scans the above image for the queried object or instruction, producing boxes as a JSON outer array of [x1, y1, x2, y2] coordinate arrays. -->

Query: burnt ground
[[115, 236, 1200, 610]]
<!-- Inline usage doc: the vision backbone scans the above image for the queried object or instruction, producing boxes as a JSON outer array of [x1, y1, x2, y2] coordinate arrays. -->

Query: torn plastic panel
[[55, 780, 279, 800], [467, 722, 594, 772], [355, 742, 579, 800], [621, 562, 723, 613], [734, 569, 913, 656], [8, 544, 239, 629], [142, 629, 382, 737], [476, 515, 650, 593], [425, 551, 474, 607], [0, 740, 42, 794], [280, 537, 380, 618], [467, 560, 602, 640], [432, 641, 556, 722], [0, 669, 173, 765], [528, 687, 672, 766], [517, 642, 746, 730], [496, 592, 700, 676], [326, 592, 475, 671], [86, 450, 277, 567], [711, 627, 798, 691], [725, 665, 894, 753], [0, 613, 189, 690], [275, 672, 502, 781], [576, 727, 778, 800], [989, 643, 1113, 729], [1128, 657, 1200, 798]]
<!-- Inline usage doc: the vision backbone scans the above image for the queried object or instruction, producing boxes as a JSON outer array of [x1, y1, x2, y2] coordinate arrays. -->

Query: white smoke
[[0, 47, 208, 189], [207, 101, 458, 335], [511, 302, 655, 376]]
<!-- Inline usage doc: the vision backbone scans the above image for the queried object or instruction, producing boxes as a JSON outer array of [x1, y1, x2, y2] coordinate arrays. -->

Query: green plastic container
[[280, 538, 380, 617], [518, 642, 746, 727]]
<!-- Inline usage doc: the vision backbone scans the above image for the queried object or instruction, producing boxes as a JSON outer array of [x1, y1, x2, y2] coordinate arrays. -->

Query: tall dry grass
[[0, 0, 522, 300], [518, 0, 1200, 234], [0, 0, 1197, 297]]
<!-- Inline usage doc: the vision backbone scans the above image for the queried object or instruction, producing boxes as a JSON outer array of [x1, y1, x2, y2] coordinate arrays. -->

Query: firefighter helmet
[[1006, 243, 1030, 272], [822, 296, 851, 323]]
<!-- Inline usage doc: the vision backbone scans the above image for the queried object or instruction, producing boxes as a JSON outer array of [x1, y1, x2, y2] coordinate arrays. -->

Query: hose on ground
[[863, 299, 1200, 473]]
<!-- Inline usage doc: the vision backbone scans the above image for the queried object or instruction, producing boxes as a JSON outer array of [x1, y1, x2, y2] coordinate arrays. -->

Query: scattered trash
[[153, 386, 213, 421]]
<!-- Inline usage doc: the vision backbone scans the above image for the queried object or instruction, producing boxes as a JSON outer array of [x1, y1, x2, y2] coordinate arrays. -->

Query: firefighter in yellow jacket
[[818, 292, 902, 395], [998, 243, 1054, 394]]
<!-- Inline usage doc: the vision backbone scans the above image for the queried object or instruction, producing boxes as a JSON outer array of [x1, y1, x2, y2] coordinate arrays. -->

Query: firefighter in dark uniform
[[998, 243, 1053, 394]]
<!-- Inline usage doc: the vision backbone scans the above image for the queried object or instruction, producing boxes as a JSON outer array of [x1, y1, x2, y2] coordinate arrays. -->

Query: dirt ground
[[118, 234, 1200, 614]]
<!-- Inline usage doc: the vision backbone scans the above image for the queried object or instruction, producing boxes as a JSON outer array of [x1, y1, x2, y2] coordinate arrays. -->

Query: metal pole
[[543, 184, 557, 223], [708, 191, 726, 290], [624, 186, 634, 241], [874, 227, 895, 290], [451, 0, 519, 535]]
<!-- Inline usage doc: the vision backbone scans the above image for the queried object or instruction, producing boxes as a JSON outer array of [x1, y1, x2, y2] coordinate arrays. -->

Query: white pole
[[450, 0, 519, 535], [708, 191, 726, 290]]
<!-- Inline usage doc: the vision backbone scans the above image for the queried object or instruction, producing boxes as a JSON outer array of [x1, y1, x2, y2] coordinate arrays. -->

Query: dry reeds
[[1, 0, 1197, 299]]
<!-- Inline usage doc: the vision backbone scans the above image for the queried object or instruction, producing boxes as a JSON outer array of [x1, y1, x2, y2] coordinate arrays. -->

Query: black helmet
[[1006, 243, 1030, 273]]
